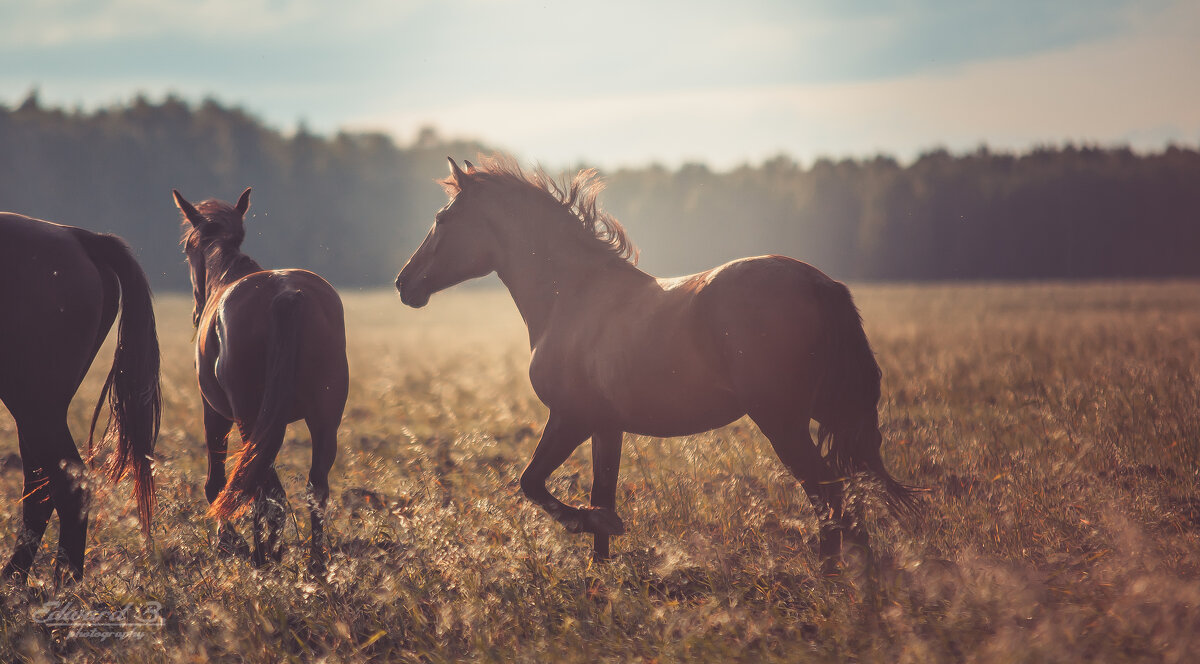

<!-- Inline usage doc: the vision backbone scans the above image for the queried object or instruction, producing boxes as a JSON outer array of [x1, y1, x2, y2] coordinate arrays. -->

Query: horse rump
[[210, 290, 305, 519]]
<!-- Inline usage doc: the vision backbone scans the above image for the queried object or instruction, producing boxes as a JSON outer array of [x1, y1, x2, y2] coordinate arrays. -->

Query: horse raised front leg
[[519, 414, 624, 542]]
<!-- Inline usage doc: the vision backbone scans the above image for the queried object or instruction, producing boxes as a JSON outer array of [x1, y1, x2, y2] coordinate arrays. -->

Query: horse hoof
[[217, 528, 250, 559], [584, 507, 625, 536], [1, 562, 26, 583]]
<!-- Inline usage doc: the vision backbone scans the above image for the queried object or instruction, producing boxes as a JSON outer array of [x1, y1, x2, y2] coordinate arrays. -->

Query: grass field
[[2, 282, 1199, 663]]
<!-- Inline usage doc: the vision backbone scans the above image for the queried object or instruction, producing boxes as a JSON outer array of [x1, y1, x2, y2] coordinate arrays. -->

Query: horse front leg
[[519, 414, 624, 541], [589, 428, 625, 562]]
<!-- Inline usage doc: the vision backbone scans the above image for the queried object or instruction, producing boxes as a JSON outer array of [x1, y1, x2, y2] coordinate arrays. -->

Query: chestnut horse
[[0, 213, 160, 585], [396, 156, 917, 568], [173, 188, 347, 573]]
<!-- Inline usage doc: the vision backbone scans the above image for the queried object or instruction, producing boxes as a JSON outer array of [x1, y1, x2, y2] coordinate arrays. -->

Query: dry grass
[[2, 282, 1199, 662]]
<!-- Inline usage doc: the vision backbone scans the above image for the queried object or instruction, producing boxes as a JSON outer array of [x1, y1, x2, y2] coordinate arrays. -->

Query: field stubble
[[1, 282, 1199, 662]]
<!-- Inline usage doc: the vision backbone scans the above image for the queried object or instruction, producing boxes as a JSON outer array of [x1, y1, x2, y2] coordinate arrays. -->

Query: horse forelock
[[180, 199, 246, 249], [445, 154, 638, 264]]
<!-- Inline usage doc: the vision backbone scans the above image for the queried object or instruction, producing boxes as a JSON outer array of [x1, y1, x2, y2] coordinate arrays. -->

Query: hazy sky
[[2, 0, 1198, 169]]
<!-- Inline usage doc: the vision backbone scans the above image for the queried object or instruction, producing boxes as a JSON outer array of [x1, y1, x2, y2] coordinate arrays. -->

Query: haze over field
[[3, 0, 1199, 169]]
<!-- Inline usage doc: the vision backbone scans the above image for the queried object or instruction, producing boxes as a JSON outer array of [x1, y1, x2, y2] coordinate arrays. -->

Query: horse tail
[[77, 231, 162, 536], [813, 279, 922, 517], [210, 289, 304, 519]]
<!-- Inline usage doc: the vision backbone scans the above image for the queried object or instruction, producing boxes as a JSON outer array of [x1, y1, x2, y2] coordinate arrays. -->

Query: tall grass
[[1, 283, 1198, 662]]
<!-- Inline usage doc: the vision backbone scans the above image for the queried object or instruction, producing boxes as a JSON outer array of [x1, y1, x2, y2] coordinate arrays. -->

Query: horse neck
[[493, 208, 647, 346], [203, 243, 263, 296]]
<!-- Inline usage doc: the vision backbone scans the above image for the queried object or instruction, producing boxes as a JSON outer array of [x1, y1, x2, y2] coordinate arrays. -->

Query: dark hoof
[[53, 565, 82, 589], [817, 544, 875, 579], [1, 562, 28, 583], [217, 526, 251, 559], [582, 507, 625, 536]]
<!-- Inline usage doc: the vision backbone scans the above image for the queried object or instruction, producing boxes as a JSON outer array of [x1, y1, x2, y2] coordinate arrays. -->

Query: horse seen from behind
[[174, 188, 348, 574], [0, 212, 161, 585]]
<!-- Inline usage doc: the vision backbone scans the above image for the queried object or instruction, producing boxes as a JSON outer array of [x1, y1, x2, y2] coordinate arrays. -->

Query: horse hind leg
[[4, 410, 88, 585], [305, 415, 339, 577], [2, 461, 56, 582], [750, 410, 870, 575], [251, 467, 287, 567]]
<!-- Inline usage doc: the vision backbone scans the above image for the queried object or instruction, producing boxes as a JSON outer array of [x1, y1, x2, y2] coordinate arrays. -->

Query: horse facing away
[[173, 188, 348, 574], [396, 156, 919, 569], [0, 213, 160, 585]]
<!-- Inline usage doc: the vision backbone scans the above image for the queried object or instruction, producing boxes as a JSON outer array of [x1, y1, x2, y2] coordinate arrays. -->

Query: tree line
[[2, 92, 1198, 289]]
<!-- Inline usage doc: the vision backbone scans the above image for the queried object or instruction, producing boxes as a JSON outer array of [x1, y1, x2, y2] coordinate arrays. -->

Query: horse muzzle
[[395, 275, 430, 308]]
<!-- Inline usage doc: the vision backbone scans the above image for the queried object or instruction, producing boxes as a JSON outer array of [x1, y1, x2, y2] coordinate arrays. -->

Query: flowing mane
[[443, 154, 638, 264]]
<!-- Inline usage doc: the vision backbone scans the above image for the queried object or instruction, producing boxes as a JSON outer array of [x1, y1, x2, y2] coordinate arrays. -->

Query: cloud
[[2, 0, 1196, 168], [344, 1, 1200, 168], [0, 0, 428, 47]]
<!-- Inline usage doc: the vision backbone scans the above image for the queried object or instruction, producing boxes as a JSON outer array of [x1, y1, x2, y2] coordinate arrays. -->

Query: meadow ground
[[1, 282, 1199, 663]]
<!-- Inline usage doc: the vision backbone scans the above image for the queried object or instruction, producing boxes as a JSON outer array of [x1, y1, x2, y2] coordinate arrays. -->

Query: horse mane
[[444, 154, 638, 264], [179, 199, 246, 250]]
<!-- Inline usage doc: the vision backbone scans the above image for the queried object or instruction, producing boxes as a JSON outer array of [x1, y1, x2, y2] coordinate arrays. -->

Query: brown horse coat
[[397, 156, 916, 566], [0, 212, 160, 584], [174, 188, 347, 571]]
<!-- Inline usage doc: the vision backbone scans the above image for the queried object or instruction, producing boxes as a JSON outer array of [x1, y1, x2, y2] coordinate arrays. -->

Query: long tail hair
[[77, 231, 162, 535], [209, 290, 304, 519], [813, 280, 922, 516]]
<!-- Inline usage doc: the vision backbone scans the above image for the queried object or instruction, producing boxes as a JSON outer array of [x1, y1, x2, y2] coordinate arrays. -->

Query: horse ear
[[173, 189, 204, 227], [447, 157, 467, 185], [234, 187, 252, 217], [464, 159, 477, 174]]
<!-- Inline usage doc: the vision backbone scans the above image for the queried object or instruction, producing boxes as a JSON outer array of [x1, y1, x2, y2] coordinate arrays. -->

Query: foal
[[174, 188, 348, 572], [396, 156, 917, 568]]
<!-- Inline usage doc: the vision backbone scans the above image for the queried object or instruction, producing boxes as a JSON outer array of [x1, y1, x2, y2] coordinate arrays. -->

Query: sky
[[2, 0, 1198, 170]]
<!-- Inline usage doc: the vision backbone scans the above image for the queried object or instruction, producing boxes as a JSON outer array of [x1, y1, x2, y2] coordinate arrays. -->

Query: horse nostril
[[394, 275, 404, 292]]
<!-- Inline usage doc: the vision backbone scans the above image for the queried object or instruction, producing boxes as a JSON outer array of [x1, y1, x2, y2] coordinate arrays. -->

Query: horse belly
[[600, 363, 743, 438]]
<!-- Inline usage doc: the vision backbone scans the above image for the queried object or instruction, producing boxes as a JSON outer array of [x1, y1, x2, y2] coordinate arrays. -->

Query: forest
[[2, 91, 1198, 289]]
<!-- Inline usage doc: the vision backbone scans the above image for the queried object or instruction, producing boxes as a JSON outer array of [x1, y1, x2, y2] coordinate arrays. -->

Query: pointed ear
[[464, 159, 477, 174], [173, 189, 204, 227], [234, 187, 252, 217], [447, 157, 467, 185]]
